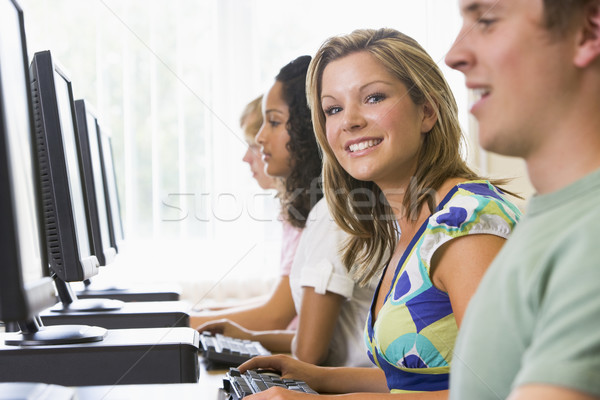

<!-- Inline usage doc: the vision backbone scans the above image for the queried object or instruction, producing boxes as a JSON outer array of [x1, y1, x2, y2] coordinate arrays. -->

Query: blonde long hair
[[240, 95, 263, 140], [307, 28, 488, 284]]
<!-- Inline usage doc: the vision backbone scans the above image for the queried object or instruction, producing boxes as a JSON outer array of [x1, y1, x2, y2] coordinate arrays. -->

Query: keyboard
[[199, 332, 271, 366], [222, 368, 318, 399]]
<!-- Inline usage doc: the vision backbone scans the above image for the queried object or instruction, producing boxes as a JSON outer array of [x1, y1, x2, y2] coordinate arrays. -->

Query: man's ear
[[574, 1, 600, 67]]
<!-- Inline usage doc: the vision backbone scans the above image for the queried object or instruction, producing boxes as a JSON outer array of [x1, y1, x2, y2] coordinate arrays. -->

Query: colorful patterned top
[[365, 181, 521, 393]]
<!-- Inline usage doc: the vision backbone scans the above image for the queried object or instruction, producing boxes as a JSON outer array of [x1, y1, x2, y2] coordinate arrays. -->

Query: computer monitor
[[98, 128, 125, 252], [30, 50, 99, 282], [0, 0, 105, 345], [29, 50, 122, 312], [74, 99, 116, 266]]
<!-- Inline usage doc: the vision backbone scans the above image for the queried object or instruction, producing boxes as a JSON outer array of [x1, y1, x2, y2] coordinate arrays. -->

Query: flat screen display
[[0, 0, 44, 285], [53, 72, 92, 259]]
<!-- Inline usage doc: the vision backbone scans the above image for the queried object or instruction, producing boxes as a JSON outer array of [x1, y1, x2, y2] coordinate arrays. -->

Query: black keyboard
[[199, 332, 271, 366], [222, 368, 318, 399]]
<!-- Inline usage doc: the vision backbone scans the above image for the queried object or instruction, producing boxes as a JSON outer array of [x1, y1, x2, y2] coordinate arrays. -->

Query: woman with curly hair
[[239, 28, 521, 397], [190, 94, 300, 333], [197, 55, 376, 367]]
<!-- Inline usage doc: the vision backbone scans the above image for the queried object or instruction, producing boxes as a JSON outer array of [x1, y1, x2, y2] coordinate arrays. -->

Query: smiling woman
[[321, 51, 435, 188], [17, 0, 472, 303], [237, 27, 522, 397]]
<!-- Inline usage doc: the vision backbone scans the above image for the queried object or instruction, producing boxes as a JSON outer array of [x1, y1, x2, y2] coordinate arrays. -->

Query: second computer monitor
[[29, 50, 99, 283]]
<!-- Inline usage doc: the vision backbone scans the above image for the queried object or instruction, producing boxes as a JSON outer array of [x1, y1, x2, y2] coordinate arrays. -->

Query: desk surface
[[75, 359, 227, 399]]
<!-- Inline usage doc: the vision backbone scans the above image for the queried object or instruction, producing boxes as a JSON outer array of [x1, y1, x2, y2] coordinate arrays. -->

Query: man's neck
[[526, 71, 600, 195], [526, 133, 600, 195]]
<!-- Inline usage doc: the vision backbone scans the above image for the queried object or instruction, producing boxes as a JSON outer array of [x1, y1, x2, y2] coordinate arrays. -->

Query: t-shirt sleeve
[[513, 225, 600, 396], [296, 203, 355, 300], [279, 221, 303, 276], [420, 190, 520, 268]]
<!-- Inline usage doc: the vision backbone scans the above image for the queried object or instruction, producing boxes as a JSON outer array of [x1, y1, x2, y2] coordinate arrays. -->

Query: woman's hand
[[239, 354, 323, 390], [240, 355, 392, 397], [246, 387, 317, 400], [196, 318, 253, 340]]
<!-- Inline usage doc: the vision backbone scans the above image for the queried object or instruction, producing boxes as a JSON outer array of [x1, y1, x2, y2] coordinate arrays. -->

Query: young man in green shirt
[[446, 1, 600, 399]]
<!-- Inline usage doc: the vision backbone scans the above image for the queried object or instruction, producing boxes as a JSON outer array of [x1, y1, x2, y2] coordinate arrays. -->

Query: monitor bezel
[[0, 0, 57, 322]]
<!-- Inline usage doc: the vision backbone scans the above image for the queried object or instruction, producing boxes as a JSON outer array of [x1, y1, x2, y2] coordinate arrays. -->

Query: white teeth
[[471, 88, 490, 100], [469, 88, 491, 109], [348, 139, 382, 153]]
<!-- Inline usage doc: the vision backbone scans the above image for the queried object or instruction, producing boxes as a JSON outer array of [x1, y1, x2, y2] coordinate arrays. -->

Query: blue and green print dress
[[365, 181, 521, 393]]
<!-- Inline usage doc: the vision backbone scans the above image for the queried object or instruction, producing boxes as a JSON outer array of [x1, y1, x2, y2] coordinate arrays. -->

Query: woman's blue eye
[[269, 120, 281, 127], [324, 106, 342, 116], [366, 93, 385, 104]]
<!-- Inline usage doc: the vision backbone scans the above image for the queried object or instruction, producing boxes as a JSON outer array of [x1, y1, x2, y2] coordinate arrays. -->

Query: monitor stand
[[75, 278, 181, 302], [41, 273, 190, 330], [3, 317, 106, 346], [52, 277, 124, 312]]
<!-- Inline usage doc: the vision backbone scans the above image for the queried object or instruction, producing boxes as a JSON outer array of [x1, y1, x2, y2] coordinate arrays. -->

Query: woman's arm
[[291, 287, 344, 365], [247, 390, 448, 399], [239, 355, 389, 394], [195, 286, 347, 357], [194, 295, 268, 312], [196, 318, 295, 352], [240, 356, 447, 399], [431, 233, 506, 326], [190, 276, 297, 331]]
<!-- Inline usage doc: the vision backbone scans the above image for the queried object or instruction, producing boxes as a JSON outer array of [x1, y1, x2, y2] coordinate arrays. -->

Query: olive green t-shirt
[[450, 168, 600, 399]]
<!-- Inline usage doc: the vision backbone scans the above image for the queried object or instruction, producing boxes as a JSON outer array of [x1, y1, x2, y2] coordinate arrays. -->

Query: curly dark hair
[[276, 55, 323, 228]]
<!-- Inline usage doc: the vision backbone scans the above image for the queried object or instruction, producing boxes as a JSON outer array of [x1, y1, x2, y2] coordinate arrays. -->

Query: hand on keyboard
[[238, 354, 323, 394], [223, 367, 318, 399], [200, 331, 271, 367], [197, 318, 253, 340]]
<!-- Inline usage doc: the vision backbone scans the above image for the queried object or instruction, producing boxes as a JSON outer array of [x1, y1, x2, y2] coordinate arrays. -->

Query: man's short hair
[[543, 0, 596, 37]]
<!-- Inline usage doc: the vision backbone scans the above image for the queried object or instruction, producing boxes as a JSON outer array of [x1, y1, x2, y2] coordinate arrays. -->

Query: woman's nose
[[342, 104, 366, 132], [255, 123, 267, 145]]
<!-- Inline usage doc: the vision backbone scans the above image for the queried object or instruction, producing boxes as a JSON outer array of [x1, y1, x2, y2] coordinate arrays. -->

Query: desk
[[76, 359, 228, 399], [0, 327, 199, 385]]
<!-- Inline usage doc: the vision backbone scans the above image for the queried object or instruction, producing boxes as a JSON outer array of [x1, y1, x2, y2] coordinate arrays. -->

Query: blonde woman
[[240, 28, 521, 398]]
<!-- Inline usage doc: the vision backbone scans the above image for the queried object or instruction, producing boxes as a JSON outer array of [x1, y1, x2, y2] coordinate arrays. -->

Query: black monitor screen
[[0, 0, 55, 322]]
